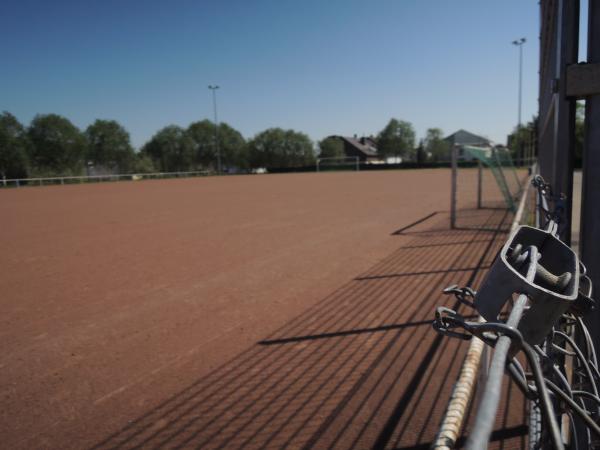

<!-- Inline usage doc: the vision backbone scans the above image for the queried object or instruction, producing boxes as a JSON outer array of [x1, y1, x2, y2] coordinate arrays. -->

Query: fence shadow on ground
[[392, 206, 512, 237], [91, 208, 526, 450]]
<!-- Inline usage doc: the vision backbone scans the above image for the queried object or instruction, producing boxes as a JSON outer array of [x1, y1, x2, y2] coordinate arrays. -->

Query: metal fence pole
[[465, 290, 532, 449], [466, 244, 564, 450], [581, 0, 600, 384], [477, 161, 482, 209], [552, 0, 579, 244], [450, 145, 458, 229]]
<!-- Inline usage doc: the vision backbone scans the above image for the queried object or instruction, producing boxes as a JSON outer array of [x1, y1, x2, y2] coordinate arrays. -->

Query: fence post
[[477, 161, 483, 209], [552, 0, 579, 245], [581, 0, 600, 385], [450, 144, 458, 229], [2, 175, 6, 187]]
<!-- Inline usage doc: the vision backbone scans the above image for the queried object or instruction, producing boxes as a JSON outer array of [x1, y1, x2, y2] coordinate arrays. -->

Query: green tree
[[318, 137, 345, 159], [187, 120, 247, 171], [0, 112, 30, 179], [424, 128, 450, 161], [218, 123, 247, 170], [28, 114, 87, 175], [187, 120, 217, 168], [85, 119, 135, 172], [416, 139, 426, 164], [142, 125, 195, 172], [248, 128, 315, 169], [377, 119, 416, 160], [132, 153, 156, 173], [507, 118, 537, 165]]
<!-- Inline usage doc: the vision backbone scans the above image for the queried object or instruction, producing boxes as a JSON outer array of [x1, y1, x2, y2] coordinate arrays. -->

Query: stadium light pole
[[208, 85, 221, 174], [512, 37, 526, 164]]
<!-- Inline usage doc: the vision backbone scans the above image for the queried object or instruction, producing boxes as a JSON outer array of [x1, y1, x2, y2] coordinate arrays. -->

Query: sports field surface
[[1, 170, 525, 449]]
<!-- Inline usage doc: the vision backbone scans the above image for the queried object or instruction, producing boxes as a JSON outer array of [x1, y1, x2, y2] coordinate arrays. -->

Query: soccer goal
[[450, 145, 528, 229], [316, 156, 360, 172]]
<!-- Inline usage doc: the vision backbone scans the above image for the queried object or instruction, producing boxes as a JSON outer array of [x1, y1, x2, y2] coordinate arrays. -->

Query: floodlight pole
[[208, 85, 221, 174], [513, 37, 526, 164]]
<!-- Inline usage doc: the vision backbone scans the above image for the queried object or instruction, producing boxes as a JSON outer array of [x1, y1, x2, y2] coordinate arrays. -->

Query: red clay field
[[1, 169, 526, 449]]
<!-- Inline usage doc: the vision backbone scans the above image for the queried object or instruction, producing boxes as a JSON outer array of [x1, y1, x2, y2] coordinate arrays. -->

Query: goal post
[[450, 144, 528, 229], [316, 156, 360, 172]]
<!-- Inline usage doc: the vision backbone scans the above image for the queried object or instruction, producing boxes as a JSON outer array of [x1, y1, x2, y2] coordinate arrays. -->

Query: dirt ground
[[0, 169, 524, 449]]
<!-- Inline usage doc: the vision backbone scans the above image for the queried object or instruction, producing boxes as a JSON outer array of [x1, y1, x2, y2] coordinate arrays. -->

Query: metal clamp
[[474, 225, 579, 345], [433, 306, 525, 350], [442, 285, 476, 308], [533, 175, 566, 224], [433, 307, 473, 341]]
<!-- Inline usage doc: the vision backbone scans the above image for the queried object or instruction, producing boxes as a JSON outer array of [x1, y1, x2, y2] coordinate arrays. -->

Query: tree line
[[0, 111, 454, 180], [0, 112, 316, 179]]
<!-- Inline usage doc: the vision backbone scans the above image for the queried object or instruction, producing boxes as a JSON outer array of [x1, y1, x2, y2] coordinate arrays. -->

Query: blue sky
[[2, 1, 550, 149]]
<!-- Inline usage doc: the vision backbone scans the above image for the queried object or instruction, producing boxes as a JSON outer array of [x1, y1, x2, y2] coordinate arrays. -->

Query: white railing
[[1, 170, 211, 188]]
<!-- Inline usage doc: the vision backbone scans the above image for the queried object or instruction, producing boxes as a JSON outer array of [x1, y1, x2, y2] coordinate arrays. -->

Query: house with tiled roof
[[324, 135, 380, 162]]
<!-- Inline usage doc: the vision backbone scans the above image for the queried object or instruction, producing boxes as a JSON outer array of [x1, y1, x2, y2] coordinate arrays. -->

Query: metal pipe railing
[[432, 169, 535, 449], [465, 244, 563, 450], [433, 171, 595, 449]]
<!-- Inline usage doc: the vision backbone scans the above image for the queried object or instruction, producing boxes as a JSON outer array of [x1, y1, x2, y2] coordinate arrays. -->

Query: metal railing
[[433, 175, 597, 449], [433, 165, 536, 449], [0, 170, 211, 188], [433, 0, 600, 446]]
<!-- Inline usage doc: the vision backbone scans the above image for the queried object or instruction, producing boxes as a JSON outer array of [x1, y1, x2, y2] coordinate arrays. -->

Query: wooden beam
[[566, 62, 600, 98]]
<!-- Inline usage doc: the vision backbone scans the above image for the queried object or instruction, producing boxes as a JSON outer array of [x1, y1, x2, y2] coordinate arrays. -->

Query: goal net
[[451, 145, 527, 228]]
